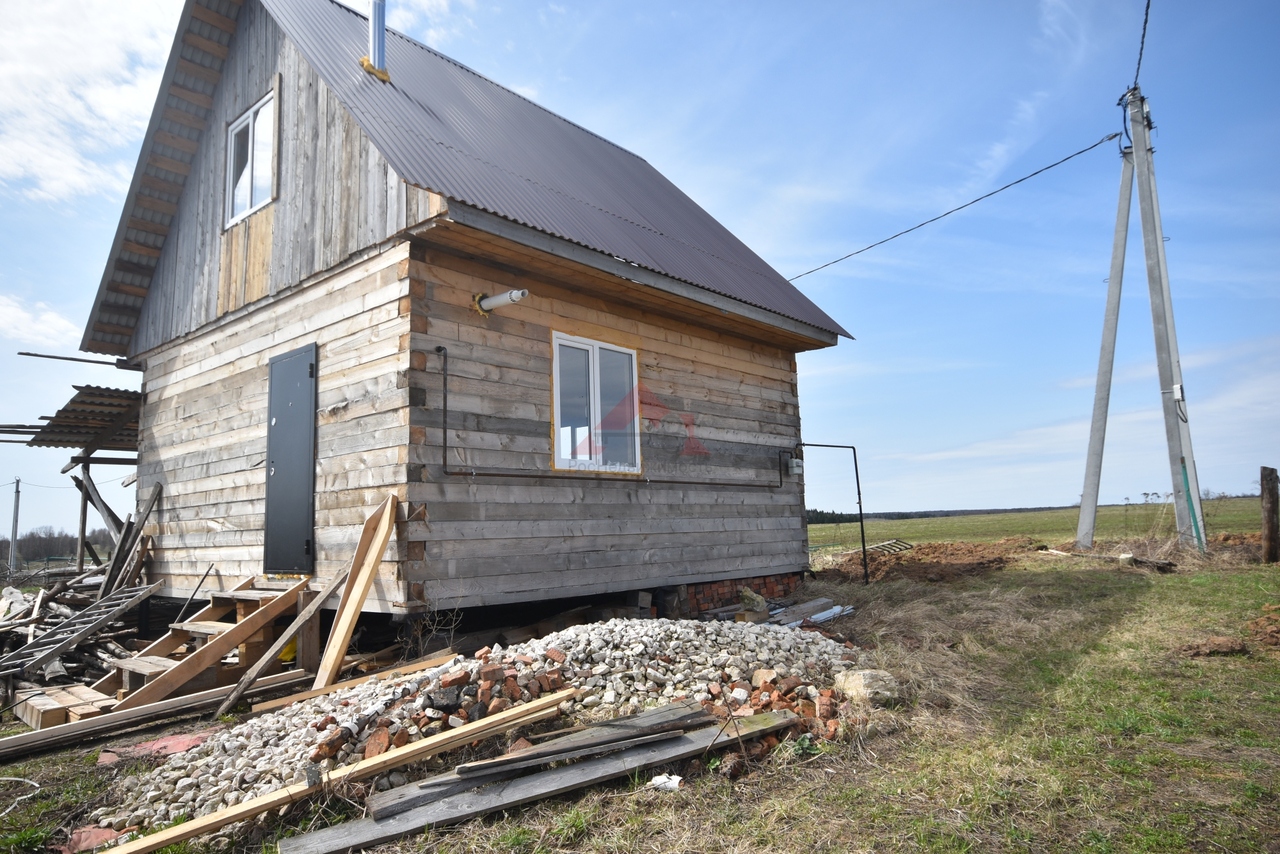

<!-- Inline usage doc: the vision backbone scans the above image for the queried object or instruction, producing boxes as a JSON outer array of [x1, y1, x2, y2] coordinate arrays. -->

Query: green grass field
[[809, 496, 1263, 548]]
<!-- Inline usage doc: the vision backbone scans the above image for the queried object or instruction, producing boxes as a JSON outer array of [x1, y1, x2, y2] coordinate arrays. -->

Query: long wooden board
[[279, 710, 797, 854], [105, 688, 575, 854], [312, 494, 398, 689]]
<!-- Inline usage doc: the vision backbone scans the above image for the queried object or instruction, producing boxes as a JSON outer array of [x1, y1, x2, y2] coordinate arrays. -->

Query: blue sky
[[0, 0, 1276, 534]]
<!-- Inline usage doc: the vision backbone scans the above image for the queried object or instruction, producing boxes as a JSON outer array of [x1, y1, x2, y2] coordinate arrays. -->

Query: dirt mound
[[832, 537, 1043, 583]]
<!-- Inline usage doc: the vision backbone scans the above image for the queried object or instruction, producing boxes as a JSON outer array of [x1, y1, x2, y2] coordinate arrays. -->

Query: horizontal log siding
[[136, 246, 413, 608], [402, 249, 808, 608]]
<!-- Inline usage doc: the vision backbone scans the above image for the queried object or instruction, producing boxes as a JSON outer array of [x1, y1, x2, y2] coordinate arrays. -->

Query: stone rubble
[[95, 617, 887, 834]]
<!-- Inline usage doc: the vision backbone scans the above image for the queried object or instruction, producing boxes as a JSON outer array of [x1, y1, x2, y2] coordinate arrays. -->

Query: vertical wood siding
[[133, 0, 432, 356]]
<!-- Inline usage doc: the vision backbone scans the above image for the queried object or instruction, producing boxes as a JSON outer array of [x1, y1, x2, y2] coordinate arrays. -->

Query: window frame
[[224, 91, 277, 228], [551, 331, 642, 474]]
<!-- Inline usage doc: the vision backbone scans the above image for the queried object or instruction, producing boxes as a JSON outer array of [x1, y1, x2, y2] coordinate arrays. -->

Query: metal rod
[[17, 352, 119, 367], [434, 346, 787, 488], [174, 563, 216, 624], [1076, 147, 1135, 550], [801, 443, 869, 584]]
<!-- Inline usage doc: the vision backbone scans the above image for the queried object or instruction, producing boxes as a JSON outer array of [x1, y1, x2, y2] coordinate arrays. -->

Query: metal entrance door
[[264, 343, 317, 573]]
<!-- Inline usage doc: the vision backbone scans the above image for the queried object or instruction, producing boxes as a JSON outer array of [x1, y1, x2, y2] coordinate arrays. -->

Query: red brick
[[544, 668, 565, 690], [545, 648, 566, 664], [503, 677, 522, 701], [392, 728, 410, 749], [478, 664, 505, 682], [816, 696, 837, 720], [364, 727, 392, 758], [508, 737, 533, 753], [514, 654, 536, 665], [440, 669, 470, 688], [488, 697, 512, 714], [474, 646, 492, 660]]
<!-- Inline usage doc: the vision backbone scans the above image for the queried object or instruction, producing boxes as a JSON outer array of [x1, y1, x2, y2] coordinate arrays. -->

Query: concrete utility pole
[[8, 478, 19, 576], [1076, 87, 1206, 551]]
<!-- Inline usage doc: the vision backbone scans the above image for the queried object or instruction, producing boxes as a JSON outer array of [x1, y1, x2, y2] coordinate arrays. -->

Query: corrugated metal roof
[[27, 387, 141, 451], [259, 0, 849, 339]]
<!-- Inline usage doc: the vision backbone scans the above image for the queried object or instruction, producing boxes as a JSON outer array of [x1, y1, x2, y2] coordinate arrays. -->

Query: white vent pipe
[[478, 289, 528, 312]]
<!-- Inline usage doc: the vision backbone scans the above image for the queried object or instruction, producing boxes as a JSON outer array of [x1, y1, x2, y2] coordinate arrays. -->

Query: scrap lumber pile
[[89, 613, 895, 852], [0, 580, 163, 725]]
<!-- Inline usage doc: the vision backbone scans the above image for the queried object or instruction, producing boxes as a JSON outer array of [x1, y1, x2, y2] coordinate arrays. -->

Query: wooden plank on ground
[[279, 710, 798, 854], [0, 670, 308, 763], [250, 650, 455, 713], [369, 700, 712, 818], [114, 578, 309, 711], [106, 688, 575, 854], [312, 494, 398, 690]]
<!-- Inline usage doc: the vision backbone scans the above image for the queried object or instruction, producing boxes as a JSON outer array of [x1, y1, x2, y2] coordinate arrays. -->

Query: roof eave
[[434, 202, 843, 350]]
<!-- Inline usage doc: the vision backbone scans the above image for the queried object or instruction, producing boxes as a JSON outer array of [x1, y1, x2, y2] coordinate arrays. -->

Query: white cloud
[[0, 295, 83, 349], [380, 0, 475, 48], [0, 1, 178, 201]]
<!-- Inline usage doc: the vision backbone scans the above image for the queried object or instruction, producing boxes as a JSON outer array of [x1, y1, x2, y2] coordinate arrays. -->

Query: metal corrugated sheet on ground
[[259, 0, 848, 338]]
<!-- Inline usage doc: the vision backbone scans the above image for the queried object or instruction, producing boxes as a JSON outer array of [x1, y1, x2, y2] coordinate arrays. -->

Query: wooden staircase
[[96, 577, 311, 711]]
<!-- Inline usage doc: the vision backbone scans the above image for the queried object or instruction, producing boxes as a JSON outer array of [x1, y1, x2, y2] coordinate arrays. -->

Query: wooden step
[[170, 620, 234, 638], [209, 589, 284, 604], [113, 655, 179, 676]]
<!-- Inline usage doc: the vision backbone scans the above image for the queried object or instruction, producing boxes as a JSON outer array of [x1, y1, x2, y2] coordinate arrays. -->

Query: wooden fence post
[[1262, 466, 1279, 564]]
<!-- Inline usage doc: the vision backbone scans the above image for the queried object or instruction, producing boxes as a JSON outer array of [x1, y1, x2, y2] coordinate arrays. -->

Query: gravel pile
[[96, 618, 868, 832]]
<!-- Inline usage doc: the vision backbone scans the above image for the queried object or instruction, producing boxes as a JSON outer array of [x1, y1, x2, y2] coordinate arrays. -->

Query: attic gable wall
[[133, 0, 435, 356]]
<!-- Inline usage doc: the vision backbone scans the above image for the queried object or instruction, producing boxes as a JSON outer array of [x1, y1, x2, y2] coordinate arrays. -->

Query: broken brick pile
[[95, 617, 891, 838], [684, 572, 803, 613]]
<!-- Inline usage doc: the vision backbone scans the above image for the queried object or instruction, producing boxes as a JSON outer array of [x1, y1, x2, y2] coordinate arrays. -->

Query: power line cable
[[788, 132, 1121, 282], [1133, 0, 1153, 90]]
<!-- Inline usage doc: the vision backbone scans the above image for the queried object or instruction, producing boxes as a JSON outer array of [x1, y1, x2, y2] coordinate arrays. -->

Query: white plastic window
[[225, 92, 275, 226], [553, 332, 640, 473]]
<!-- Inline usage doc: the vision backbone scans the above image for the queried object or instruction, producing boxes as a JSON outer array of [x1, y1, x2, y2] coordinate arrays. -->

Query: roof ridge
[[326, 0, 648, 164]]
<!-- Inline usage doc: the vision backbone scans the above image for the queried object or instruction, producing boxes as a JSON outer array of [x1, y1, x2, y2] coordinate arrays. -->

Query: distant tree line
[[0, 526, 114, 567], [807, 505, 1079, 524]]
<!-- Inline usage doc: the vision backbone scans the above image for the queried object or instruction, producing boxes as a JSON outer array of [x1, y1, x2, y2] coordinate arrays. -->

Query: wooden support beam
[[114, 578, 310, 711], [312, 494, 399, 690], [120, 239, 163, 258], [72, 470, 123, 541], [154, 131, 200, 155], [188, 5, 237, 33], [92, 321, 136, 337], [182, 32, 229, 60], [133, 194, 180, 216], [146, 154, 192, 177], [112, 258, 155, 277], [161, 106, 207, 133], [169, 84, 214, 110], [107, 281, 151, 298], [65, 456, 139, 467], [174, 58, 222, 86], [127, 217, 171, 237]]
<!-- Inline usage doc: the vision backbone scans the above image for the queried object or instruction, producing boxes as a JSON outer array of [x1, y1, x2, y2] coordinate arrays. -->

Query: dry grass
[[4, 539, 1278, 854]]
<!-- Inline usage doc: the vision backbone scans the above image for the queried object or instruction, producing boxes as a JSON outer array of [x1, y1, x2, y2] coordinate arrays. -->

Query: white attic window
[[225, 91, 275, 226]]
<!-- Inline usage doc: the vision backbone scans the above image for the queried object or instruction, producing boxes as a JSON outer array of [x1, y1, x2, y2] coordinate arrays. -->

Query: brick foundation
[[685, 572, 804, 614]]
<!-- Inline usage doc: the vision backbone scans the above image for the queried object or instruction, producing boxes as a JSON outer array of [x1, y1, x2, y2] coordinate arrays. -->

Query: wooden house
[[77, 0, 849, 616]]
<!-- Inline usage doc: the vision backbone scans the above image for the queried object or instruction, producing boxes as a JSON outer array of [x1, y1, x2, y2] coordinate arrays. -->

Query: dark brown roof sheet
[[259, 0, 848, 338]]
